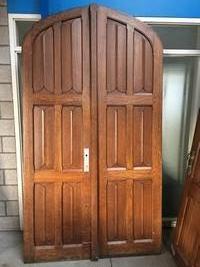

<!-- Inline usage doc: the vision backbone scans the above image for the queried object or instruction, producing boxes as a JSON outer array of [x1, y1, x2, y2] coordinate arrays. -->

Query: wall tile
[[0, 65, 11, 82], [0, 102, 14, 119], [0, 185, 18, 200], [0, 46, 10, 64], [0, 217, 20, 230], [0, 153, 16, 169], [6, 201, 19, 216], [0, 120, 15, 136], [2, 136, 16, 152], [4, 169, 17, 185], [0, 26, 9, 45], [0, 84, 12, 101], [0, 170, 4, 184], [0, 201, 5, 216], [0, 6, 8, 25]]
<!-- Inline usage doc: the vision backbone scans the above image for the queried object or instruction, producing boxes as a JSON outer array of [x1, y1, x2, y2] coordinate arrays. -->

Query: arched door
[[23, 5, 162, 262], [95, 6, 162, 257], [23, 7, 92, 262]]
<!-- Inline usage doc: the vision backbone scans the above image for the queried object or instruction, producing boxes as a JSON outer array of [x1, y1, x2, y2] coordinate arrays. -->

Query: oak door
[[23, 8, 92, 262], [23, 5, 162, 262], [172, 110, 200, 267], [95, 6, 162, 256]]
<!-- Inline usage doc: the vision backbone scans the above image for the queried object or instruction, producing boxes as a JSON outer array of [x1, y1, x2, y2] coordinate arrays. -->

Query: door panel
[[61, 18, 82, 94], [106, 19, 127, 94], [62, 182, 82, 244], [133, 106, 152, 167], [62, 106, 83, 170], [33, 106, 55, 170], [106, 106, 127, 168], [23, 7, 91, 262], [172, 111, 200, 267], [96, 6, 162, 256], [106, 180, 127, 241], [33, 28, 54, 94], [34, 183, 56, 246], [134, 30, 153, 94], [133, 180, 152, 240]]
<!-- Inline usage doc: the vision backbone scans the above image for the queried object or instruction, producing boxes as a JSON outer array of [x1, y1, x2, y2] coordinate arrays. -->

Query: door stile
[[126, 26, 134, 170], [54, 105, 62, 247], [90, 4, 99, 260], [79, 7, 91, 251], [23, 32, 35, 262], [125, 27, 134, 243], [96, 7, 108, 256], [151, 34, 163, 246], [54, 105, 62, 172]]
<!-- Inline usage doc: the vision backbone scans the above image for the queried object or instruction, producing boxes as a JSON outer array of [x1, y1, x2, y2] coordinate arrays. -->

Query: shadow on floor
[[0, 229, 177, 267]]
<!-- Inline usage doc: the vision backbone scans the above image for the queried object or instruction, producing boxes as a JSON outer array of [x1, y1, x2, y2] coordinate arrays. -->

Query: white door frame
[[8, 14, 200, 230], [8, 14, 41, 230]]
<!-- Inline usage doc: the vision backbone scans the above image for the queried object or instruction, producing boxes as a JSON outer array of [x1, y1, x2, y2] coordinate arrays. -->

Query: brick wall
[[0, 0, 20, 230]]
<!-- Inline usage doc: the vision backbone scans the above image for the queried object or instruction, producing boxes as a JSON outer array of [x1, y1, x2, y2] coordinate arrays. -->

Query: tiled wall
[[0, 0, 20, 230]]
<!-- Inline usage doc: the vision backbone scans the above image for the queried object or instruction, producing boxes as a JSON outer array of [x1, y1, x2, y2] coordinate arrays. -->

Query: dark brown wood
[[96, 5, 162, 257], [23, 7, 92, 262], [172, 110, 200, 267], [23, 4, 162, 262]]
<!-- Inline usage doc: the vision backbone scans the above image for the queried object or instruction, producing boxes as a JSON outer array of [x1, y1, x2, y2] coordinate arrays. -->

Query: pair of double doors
[[23, 5, 162, 262]]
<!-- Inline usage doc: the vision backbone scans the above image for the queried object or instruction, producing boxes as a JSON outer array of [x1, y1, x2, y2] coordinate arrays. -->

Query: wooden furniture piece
[[172, 110, 200, 267], [23, 4, 162, 262]]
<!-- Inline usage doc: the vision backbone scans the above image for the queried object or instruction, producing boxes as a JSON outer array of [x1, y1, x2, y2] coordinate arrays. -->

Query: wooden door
[[172, 110, 200, 267], [23, 5, 162, 262], [23, 7, 92, 262], [95, 6, 163, 257]]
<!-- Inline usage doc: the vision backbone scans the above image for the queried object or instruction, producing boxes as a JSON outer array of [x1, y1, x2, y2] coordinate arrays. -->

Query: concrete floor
[[0, 231, 177, 267]]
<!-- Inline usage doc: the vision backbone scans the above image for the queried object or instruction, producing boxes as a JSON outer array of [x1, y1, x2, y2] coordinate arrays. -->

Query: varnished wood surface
[[95, 5, 162, 257], [172, 110, 200, 267], [23, 4, 163, 262], [23, 7, 91, 262]]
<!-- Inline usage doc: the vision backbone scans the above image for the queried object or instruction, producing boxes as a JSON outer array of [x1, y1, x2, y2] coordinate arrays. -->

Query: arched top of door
[[22, 4, 162, 52]]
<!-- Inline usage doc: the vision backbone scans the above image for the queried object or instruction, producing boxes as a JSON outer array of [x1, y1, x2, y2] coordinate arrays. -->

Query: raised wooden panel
[[134, 30, 153, 94], [106, 19, 127, 94], [107, 106, 126, 168], [33, 106, 55, 170], [133, 106, 152, 168], [107, 180, 127, 242], [61, 18, 82, 94], [34, 183, 55, 246], [62, 182, 82, 244], [62, 106, 83, 170], [133, 180, 152, 240], [33, 27, 54, 94]]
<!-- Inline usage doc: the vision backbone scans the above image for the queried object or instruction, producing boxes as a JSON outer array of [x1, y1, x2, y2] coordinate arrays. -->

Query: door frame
[[8, 12, 200, 231], [8, 13, 41, 230]]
